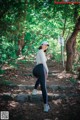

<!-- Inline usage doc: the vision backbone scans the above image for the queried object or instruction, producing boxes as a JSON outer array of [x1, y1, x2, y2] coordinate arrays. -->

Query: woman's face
[[42, 44, 48, 50]]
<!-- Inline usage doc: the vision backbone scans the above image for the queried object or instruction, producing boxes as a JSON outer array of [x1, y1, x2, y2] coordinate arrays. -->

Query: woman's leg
[[33, 64, 49, 111], [33, 65, 40, 89], [39, 76, 48, 104], [39, 65, 48, 104], [33, 64, 48, 103], [32, 65, 40, 95], [40, 67, 50, 112], [34, 78, 40, 89]]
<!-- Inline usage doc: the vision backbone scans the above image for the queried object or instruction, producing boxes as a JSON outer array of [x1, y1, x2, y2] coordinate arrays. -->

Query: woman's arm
[[39, 50, 49, 74]]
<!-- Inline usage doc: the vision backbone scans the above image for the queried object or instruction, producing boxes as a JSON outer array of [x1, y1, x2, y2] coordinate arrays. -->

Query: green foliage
[[69, 77, 77, 85], [0, 69, 5, 74], [0, 0, 80, 65], [77, 33, 80, 52], [48, 39, 61, 62], [0, 36, 17, 64]]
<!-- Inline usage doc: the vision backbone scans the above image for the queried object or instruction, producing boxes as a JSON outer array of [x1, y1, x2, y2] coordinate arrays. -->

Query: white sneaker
[[44, 104, 50, 112], [32, 89, 37, 95]]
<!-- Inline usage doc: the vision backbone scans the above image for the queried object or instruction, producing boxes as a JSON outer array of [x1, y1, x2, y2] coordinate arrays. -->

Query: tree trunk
[[62, 18, 66, 36], [73, 39, 76, 62], [77, 67, 80, 80], [17, 33, 25, 56], [66, 17, 80, 72], [17, 1, 27, 56]]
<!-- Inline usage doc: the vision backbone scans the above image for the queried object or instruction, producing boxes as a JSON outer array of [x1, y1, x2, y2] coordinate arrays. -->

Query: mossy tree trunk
[[66, 17, 80, 72]]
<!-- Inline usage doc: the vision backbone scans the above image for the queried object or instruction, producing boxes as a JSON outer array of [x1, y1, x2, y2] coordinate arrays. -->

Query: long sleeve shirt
[[36, 49, 49, 74]]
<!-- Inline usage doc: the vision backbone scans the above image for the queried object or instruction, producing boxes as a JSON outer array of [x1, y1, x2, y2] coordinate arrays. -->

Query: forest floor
[[0, 60, 80, 120]]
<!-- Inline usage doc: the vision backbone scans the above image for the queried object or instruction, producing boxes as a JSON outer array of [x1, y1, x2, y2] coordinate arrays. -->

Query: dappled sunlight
[[2, 92, 11, 95], [15, 74, 18, 77], [0, 48, 79, 120], [29, 103, 36, 107], [52, 73, 58, 76], [18, 84, 34, 89], [0, 74, 3, 77], [52, 99, 62, 105], [13, 89, 22, 93], [8, 101, 19, 108], [77, 81, 80, 84], [48, 92, 53, 96], [37, 90, 42, 95], [51, 70, 60, 73], [21, 79, 26, 82], [17, 56, 25, 61], [53, 94, 60, 97], [57, 71, 73, 79], [2, 64, 14, 70]]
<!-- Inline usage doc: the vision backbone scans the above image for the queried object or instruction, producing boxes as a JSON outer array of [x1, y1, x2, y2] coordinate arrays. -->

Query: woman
[[32, 41, 50, 112]]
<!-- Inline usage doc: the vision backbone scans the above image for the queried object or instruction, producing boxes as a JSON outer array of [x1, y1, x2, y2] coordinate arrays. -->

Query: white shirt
[[36, 49, 49, 74]]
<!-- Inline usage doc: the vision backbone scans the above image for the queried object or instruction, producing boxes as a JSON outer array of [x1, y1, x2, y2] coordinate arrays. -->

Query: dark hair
[[38, 46, 42, 50], [38, 44, 49, 49], [38, 46, 47, 52]]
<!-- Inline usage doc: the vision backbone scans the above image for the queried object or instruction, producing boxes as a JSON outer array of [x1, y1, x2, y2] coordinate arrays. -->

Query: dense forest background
[[0, 0, 80, 72]]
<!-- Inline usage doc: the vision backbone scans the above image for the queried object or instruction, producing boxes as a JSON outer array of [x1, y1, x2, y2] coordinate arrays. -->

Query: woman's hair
[[38, 46, 47, 52], [38, 46, 42, 50]]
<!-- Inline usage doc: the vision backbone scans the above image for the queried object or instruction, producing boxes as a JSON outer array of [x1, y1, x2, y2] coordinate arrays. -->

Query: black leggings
[[33, 64, 48, 104]]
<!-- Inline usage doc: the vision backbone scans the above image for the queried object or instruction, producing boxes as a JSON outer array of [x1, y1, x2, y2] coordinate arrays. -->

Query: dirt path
[[0, 60, 80, 120]]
